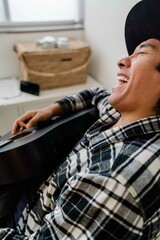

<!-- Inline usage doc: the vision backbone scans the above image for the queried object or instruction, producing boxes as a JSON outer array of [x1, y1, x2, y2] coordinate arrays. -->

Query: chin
[[108, 95, 123, 112], [108, 94, 117, 106]]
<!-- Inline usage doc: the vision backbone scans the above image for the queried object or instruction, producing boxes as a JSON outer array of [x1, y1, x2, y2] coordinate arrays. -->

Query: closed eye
[[137, 51, 145, 55]]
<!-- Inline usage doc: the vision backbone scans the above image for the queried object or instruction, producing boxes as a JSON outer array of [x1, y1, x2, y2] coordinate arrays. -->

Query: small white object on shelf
[[0, 77, 21, 100], [56, 37, 69, 48], [36, 36, 57, 48]]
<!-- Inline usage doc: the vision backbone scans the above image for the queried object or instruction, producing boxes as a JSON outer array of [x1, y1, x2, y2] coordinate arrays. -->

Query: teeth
[[117, 75, 129, 82]]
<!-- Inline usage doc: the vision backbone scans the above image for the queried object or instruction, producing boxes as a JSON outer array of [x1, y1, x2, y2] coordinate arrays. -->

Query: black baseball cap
[[125, 0, 160, 55]]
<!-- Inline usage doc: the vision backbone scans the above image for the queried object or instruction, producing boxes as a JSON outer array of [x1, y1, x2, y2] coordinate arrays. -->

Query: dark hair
[[155, 63, 160, 73]]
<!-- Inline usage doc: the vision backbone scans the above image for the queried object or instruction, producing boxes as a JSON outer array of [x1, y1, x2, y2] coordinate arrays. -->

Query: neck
[[114, 110, 157, 127]]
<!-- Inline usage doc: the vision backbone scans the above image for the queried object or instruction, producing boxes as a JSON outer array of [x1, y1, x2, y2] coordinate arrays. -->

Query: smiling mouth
[[117, 75, 129, 85]]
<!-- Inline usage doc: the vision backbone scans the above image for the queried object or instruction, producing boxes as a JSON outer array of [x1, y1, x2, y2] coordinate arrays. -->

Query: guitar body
[[0, 107, 98, 185]]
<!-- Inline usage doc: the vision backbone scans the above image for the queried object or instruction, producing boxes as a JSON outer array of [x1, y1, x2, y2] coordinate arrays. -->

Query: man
[[0, 38, 160, 239]]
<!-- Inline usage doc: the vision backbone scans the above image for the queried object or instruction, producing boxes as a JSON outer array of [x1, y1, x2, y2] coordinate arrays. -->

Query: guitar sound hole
[[11, 130, 34, 140]]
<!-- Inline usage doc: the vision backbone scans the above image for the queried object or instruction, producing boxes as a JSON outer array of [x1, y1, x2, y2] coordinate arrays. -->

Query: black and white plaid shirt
[[1, 88, 160, 239]]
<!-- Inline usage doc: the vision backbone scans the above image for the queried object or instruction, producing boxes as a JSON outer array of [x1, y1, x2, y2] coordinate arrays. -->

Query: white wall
[[84, 0, 140, 89], [0, 30, 84, 79], [0, 0, 140, 89]]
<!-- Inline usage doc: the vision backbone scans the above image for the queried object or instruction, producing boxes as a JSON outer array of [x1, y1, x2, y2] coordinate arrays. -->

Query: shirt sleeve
[[56, 87, 111, 116], [0, 173, 144, 239]]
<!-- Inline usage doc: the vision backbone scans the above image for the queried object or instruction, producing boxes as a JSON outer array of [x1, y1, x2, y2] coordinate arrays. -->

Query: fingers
[[11, 104, 61, 135], [25, 114, 40, 129], [12, 120, 27, 135], [12, 111, 37, 135]]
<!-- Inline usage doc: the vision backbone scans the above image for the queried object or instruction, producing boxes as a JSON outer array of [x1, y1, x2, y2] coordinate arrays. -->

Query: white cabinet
[[0, 76, 102, 136]]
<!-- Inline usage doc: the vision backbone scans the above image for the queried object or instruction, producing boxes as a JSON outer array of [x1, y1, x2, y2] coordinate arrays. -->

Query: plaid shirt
[[0, 88, 160, 240]]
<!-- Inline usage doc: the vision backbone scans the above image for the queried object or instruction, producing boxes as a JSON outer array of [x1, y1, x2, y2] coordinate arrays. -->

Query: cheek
[[130, 62, 156, 88], [130, 71, 160, 102]]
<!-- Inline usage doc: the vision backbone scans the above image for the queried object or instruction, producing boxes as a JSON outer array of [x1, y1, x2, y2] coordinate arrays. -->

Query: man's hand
[[12, 103, 62, 135]]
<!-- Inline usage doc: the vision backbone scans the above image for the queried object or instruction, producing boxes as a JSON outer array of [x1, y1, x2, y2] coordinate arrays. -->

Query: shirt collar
[[87, 115, 160, 151]]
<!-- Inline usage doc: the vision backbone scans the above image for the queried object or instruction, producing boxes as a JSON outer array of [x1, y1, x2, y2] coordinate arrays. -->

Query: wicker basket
[[14, 38, 91, 90]]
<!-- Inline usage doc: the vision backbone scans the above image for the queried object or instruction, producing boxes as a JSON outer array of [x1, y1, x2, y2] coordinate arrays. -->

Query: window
[[0, 0, 84, 32]]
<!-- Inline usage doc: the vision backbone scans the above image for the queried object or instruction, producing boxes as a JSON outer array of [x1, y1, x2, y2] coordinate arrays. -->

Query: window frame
[[0, 0, 84, 33]]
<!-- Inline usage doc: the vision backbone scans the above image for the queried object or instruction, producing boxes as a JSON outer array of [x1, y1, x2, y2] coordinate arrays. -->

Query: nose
[[117, 56, 130, 68]]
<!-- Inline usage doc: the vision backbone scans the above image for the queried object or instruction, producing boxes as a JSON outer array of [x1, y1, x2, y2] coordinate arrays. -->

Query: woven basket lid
[[14, 38, 90, 55]]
